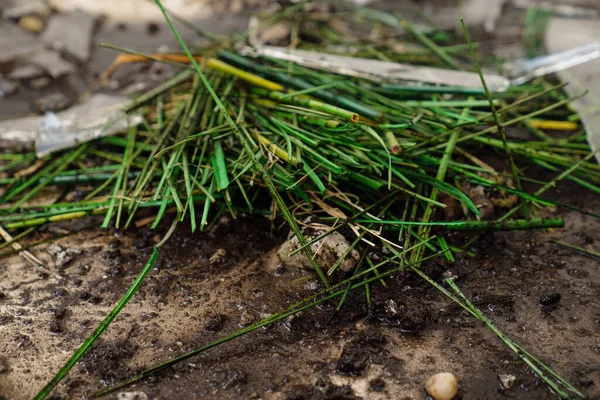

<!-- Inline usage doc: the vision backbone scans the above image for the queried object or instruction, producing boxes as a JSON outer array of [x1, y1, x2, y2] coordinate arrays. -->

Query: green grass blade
[[155, 0, 330, 287]]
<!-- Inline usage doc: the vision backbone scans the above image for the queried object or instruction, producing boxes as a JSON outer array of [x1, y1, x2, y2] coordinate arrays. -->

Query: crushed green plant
[[0, 1, 597, 399]]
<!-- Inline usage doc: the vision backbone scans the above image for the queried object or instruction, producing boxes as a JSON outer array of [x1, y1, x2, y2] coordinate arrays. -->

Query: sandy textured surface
[[1, 188, 599, 399]]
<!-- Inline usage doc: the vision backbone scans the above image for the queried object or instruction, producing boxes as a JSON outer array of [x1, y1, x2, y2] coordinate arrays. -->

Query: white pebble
[[498, 373, 516, 389], [117, 392, 148, 400], [425, 372, 458, 400]]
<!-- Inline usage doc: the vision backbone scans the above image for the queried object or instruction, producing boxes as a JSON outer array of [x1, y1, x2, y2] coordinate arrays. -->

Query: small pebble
[[0, 79, 18, 98], [19, 16, 45, 34], [209, 248, 227, 264], [498, 373, 516, 389], [240, 310, 255, 327], [30, 77, 51, 89], [425, 372, 458, 400], [116, 392, 148, 400]]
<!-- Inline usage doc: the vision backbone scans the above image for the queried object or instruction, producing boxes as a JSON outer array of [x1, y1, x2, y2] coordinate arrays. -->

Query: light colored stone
[[422, 0, 506, 31], [498, 373, 516, 390], [29, 76, 51, 88], [425, 372, 458, 400], [9, 63, 45, 80], [48, 0, 215, 22], [27, 50, 75, 78], [240, 310, 255, 326], [30, 77, 51, 89], [257, 22, 290, 45], [278, 227, 360, 272], [0, 94, 141, 154], [41, 11, 95, 62], [546, 17, 600, 164], [116, 392, 148, 400], [0, 80, 18, 98], [3, 0, 50, 19], [209, 248, 227, 264], [0, 21, 43, 63]]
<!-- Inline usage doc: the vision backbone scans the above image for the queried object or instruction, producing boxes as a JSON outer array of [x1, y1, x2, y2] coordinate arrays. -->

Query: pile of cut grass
[[0, 1, 597, 399]]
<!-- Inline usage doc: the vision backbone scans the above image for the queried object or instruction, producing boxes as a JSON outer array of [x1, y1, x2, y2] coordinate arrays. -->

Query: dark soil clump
[[79, 339, 137, 386], [336, 329, 388, 376]]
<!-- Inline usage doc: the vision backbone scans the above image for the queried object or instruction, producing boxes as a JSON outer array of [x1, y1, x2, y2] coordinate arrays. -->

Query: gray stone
[[116, 392, 148, 400], [32, 92, 71, 113], [514, 0, 599, 17], [464, 0, 506, 33], [0, 94, 141, 154], [41, 11, 95, 62], [239, 310, 255, 327], [55, 247, 82, 268], [546, 17, 600, 164], [498, 374, 517, 390], [3, 0, 50, 19], [29, 77, 51, 89], [422, 0, 506, 32], [27, 50, 75, 79], [9, 63, 45, 80], [0, 80, 18, 98], [0, 112, 40, 148], [46, 244, 63, 256], [278, 227, 360, 272], [36, 94, 143, 156], [0, 20, 43, 63]]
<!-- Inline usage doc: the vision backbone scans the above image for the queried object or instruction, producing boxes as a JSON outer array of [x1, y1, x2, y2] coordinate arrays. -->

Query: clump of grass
[[0, 1, 597, 398]]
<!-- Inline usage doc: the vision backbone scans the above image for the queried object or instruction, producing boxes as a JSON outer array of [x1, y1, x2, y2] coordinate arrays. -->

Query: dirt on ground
[[0, 176, 599, 399]]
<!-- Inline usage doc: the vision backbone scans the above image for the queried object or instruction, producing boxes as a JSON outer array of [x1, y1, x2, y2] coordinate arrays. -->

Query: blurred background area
[[1, 0, 598, 120]]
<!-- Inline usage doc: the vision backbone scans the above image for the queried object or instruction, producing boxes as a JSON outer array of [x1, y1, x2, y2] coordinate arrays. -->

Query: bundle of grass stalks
[[1, 1, 598, 399]]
